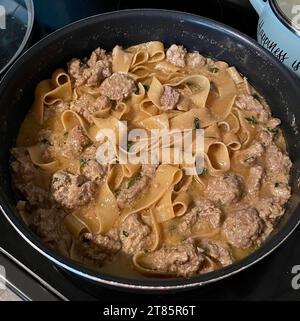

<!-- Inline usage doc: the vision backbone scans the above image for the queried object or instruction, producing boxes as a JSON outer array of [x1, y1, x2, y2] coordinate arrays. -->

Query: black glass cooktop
[[1, 0, 300, 301]]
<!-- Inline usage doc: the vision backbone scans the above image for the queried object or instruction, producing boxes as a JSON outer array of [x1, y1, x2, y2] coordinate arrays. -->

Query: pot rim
[[1, 8, 300, 291]]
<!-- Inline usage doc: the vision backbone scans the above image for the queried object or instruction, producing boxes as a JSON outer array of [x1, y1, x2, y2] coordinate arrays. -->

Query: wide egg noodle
[[120, 165, 183, 219], [112, 45, 134, 73], [32, 69, 72, 124], [61, 110, 97, 141], [27, 145, 59, 172], [72, 166, 120, 234]]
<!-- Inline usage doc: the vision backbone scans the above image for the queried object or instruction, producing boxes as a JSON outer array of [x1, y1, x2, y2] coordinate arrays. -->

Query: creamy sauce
[[11, 43, 292, 279]]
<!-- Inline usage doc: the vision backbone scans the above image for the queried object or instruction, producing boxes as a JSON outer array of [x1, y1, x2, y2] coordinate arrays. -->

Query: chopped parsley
[[168, 224, 177, 232], [127, 172, 142, 189], [208, 65, 219, 73], [245, 116, 258, 125], [52, 177, 59, 183], [122, 231, 129, 237], [194, 117, 201, 130], [267, 127, 280, 140], [63, 131, 68, 137], [143, 248, 151, 254], [275, 182, 280, 188], [244, 157, 254, 163], [114, 187, 122, 195], [143, 84, 150, 92], [267, 127, 279, 134], [223, 175, 230, 180], [252, 93, 261, 102], [40, 138, 52, 146], [80, 158, 90, 169]]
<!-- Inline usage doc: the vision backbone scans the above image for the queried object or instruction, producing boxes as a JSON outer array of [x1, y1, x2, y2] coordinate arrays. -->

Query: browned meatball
[[51, 170, 96, 210], [99, 73, 136, 100], [205, 173, 244, 205], [223, 208, 264, 249]]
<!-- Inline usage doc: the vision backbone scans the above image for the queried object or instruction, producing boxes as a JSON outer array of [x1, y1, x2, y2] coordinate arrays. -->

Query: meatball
[[80, 144, 108, 183], [120, 213, 151, 255], [200, 239, 233, 267], [186, 52, 206, 68], [71, 94, 112, 124], [235, 94, 270, 122], [145, 238, 205, 277], [51, 170, 96, 210], [31, 207, 71, 253], [166, 44, 187, 68], [20, 182, 52, 208], [247, 165, 264, 196], [264, 143, 292, 174], [62, 126, 90, 158], [77, 228, 121, 266], [160, 86, 180, 111], [258, 130, 273, 147], [240, 142, 264, 166], [99, 73, 136, 100], [255, 197, 285, 228], [68, 48, 112, 87], [223, 208, 264, 249], [178, 199, 222, 234], [270, 182, 291, 205], [205, 173, 244, 205]]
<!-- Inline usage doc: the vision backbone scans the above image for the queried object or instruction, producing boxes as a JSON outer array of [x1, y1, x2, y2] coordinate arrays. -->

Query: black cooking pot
[[0, 9, 300, 292]]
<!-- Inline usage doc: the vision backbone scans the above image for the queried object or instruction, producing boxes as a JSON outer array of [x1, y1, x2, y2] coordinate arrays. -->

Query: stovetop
[[1, 0, 300, 301]]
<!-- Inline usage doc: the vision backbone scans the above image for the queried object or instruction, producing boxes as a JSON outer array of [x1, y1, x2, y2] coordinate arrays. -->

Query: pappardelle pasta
[[10, 42, 292, 278]]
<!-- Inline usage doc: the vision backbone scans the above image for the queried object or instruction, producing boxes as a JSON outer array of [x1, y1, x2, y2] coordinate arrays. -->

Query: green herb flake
[[63, 131, 68, 137], [114, 187, 122, 195], [194, 117, 201, 130], [168, 224, 177, 232], [244, 157, 254, 163], [208, 65, 219, 74], [267, 127, 279, 134], [80, 158, 90, 169], [252, 93, 261, 102], [122, 231, 129, 237], [275, 182, 280, 188], [127, 172, 142, 189], [52, 177, 59, 183], [267, 127, 280, 140], [245, 116, 258, 125], [223, 175, 230, 180], [143, 248, 151, 254]]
